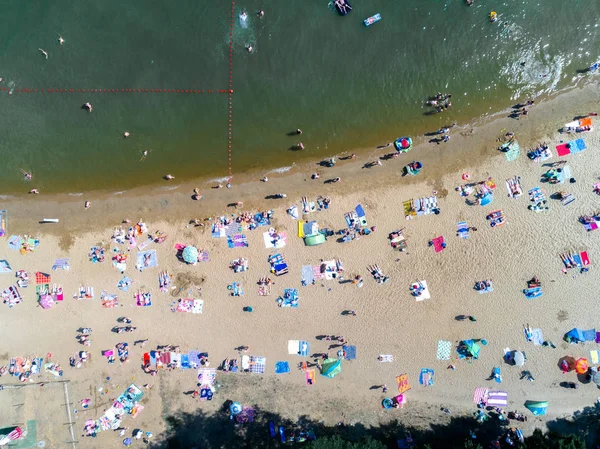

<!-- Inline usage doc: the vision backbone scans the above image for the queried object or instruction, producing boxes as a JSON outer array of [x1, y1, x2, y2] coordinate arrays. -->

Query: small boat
[[334, 0, 352, 16], [489, 11, 498, 22], [403, 161, 422, 176], [394, 137, 413, 153], [364, 13, 381, 27]]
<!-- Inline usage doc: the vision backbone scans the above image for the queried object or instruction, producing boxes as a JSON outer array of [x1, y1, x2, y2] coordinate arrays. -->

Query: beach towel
[[8, 235, 22, 250], [52, 258, 70, 270], [396, 373, 411, 394], [117, 276, 133, 292], [581, 251, 590, 266], [135, 250, 157, 272], [436, 340, 452, 360], [2, 285, 22, 307], [419, 368, 434, 386], [305, 369, 316, 386], [101, 292, 118, 308], [277, 288, 299, 308], [432, 236, 446, 253], [584, 222, 599, 232], [378, 355, 394, 362], [275, 361, 290, 374], [137, 237, 153, 251], [503, 139, 520, 162], [197, 368, 217, 386], [473, 387, 488, 404], [35, 272, 51, 284], [343, 345, 356, 360], [287, 206, 299, 220], [487, 390, 508, 407], [136, 292, 152, 307], [583, 328, 597, 341], [173, 299, 203, 314], [303, 221, 318, 237], [228, 234, 248, 249], [198, 251, 209, 262], [301, 265, 315, 285], [263, 231, 287, 249], [412, 280, 431, 301], [0, 260, 11, 273], [457, 222, 469, 239], [591, 350, 599, 364], [248, 356, 266, 374], [253, 212, 271, 227], [531, 328, 544, 346]]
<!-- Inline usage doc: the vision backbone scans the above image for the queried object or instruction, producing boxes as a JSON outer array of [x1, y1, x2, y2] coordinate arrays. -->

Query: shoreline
[[3, 81, 598, 237]]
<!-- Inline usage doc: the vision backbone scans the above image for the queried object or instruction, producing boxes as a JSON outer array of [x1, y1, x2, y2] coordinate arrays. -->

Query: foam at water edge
[[267, 164, 295, 174], [68, 193, 83, 196]]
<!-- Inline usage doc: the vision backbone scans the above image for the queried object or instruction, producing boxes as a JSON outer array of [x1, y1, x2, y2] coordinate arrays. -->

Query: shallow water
[[0, 0, 598, 193]]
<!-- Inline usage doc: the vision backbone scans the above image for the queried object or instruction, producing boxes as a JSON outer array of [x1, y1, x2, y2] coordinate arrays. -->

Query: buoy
[[462, 173, 470, 181]]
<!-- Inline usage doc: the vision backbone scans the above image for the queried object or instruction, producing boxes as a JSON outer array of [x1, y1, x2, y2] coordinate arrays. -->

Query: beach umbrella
[[575, 358, 589, 374], [559, 356, 576, 373], [39, 295, 55, 310], [513, 350, 525, 367], [182, 246, 199, 264]]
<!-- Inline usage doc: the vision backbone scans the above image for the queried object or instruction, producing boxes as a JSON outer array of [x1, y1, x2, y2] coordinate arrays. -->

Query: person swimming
[[83, 102, 93, 112], [20, 169, 32, 180], [38, 48, 49, 59], [58, 36, 65, 45]]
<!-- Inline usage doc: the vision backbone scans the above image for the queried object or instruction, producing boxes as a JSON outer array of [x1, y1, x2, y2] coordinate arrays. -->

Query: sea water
[[0, 0, 598, 193]]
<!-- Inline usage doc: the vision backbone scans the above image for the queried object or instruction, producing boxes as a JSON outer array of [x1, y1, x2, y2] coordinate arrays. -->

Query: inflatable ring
[[462, 173, 470, 181]]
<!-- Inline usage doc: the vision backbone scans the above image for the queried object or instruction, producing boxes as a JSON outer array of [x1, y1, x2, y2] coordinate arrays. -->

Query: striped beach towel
[[457, 222, 469, 239], [473, 387, 488, 404]]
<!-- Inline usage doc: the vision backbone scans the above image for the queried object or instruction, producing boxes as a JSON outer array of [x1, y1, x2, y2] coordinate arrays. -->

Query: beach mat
[[136, 250, 157, 271], [531, 328, 544, 346], [305, 369, 315, 386], [419, 368, 434, 386], [583, 328, 596, 341], [432, 236, 445, 253], [275, 361, 290, 374], [343, 345, 356, 360], [487, 390, 508, 407], [436, 340, 452, 360], [301, 265, 315, 285]]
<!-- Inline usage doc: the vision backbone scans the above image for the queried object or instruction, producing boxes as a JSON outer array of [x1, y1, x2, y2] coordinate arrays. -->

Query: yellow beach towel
[[298, 221, 305, 238]]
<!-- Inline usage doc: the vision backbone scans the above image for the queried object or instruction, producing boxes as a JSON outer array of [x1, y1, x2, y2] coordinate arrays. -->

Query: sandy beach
[[1, 82, 600, 447]]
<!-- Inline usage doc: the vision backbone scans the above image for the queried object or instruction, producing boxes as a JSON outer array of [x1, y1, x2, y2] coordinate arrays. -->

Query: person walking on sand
[[164, 174, 174, 180], [84, 200, 91, 209], [382, 384, 388, 393]]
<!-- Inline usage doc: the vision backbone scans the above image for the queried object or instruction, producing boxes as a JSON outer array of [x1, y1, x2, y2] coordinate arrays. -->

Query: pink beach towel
[[174, 243, 186, 251], [580, 251, 590, 266], [432, 236, 446, 253], [556, 143, 570, 157]]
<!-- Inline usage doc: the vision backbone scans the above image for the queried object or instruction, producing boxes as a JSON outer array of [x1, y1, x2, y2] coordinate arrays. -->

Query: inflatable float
[[489, 11, 498, 22], [364, 13, 381, 27], [394, 137, 413, 153]]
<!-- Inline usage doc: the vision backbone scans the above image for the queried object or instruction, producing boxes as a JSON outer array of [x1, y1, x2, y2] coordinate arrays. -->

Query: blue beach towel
[[8, 235, 22, 250], [118, 276, 133, 292], [343, 345, 356, 360], [299, 341, 310, 357], [419, 368, 434, 386], [274, 361, 290, 374], [136, 250, 157, 271], [570, 138, 587, 154], [180, 354, 190, 369], [583, 328, 597, 342]]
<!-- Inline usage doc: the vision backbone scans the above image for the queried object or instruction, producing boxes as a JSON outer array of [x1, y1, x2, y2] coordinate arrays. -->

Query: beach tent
[[524, 400, 548, 416], [321, 359, 342, 378], [458, 340, 481, 359], [304, 234, 326, 246], [182, 246, 199, 264], [564, 328, 585, 344]]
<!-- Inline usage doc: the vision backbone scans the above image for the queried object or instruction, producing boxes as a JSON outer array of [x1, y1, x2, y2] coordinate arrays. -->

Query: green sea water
[[0, 0, 598, 194]]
